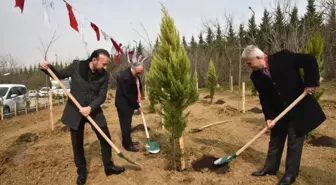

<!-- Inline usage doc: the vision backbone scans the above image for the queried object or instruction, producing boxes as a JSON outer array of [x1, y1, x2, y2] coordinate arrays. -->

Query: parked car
[[39, 87, 50, 97], [28, 90, 38, 97], [0, 84, 30, 114]]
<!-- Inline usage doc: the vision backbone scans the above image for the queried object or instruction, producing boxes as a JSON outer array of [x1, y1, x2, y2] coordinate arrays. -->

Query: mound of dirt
[[131, 124, 151, 132], [191, 155, 230, 174], [203, 95, 211, 99], [308, 136, 336, 148], [15, 132, 39, 144], [217, 105, 240, 116], [248, 107, 263, 114], [215, 99, 225, 104]]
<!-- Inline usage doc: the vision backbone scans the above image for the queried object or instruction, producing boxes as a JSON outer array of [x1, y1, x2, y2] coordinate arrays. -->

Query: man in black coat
[[115, 61, 144, 152], [40, 49, 125, 185], [242, 45, 326, 185]]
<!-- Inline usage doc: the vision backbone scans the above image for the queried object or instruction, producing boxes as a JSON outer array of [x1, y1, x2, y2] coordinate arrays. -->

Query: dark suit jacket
[[251, 49, 326, 136], [42, 60, 109, 130], [115, 67, 142, 110]]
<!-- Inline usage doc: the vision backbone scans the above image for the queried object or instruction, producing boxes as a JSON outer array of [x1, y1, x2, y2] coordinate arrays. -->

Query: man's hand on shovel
[[79, 106, 92, 117], [266, 119, 275, 129]]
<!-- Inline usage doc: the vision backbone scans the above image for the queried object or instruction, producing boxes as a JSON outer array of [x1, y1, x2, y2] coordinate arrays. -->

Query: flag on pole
[[15, 0, 25, 13], [65, 2, 79, 32]]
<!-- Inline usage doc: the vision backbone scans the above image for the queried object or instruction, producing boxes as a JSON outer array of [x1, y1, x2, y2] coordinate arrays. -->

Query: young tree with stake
[[146, 6, 199, 171]]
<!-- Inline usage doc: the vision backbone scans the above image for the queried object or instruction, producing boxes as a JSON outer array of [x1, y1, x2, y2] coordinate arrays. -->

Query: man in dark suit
[[242, 45, 326, 185], [40, 49, 125, 185], [115, 61, 144, 152]]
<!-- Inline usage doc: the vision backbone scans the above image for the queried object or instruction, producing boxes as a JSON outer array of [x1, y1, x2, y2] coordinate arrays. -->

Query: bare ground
[[0, 88, 335, 185]]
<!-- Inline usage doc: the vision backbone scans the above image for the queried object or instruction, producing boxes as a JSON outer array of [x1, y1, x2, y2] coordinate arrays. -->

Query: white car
[[39, 87, 50, 97], [52, 87, 70, 97], [28, 90, 38, 97], [0, 84, 30, 114]]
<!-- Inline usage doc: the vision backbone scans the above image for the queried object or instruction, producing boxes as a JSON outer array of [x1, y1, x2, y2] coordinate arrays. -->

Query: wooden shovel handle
[[46, 68, 121, 154], [236, 91, 307, 156], [139, 103, 150, 139], [198, 120, 232, 130]]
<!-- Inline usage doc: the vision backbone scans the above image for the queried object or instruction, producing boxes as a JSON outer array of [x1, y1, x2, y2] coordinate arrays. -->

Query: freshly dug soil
[[215, 99, 225, 104], [191, 155, 230, 174], [217, 105, 240, 116], [203, 95, 211, 99], [308, 136, 336, 148], [248, 107, 263, 114], [131, 124, 151, 132]]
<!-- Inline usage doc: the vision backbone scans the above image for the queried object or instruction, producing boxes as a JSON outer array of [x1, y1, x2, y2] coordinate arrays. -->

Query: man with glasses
[[241, 45, 326, 185], [40, 49, 125, 185], [115, 61, 144, 152]]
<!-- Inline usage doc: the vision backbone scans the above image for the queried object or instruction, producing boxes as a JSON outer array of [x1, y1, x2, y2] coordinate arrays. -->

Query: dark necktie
[[261, 67, 272, 79]]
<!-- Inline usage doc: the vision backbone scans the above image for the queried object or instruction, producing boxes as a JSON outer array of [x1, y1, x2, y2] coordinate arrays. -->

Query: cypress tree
[[146, 5, 199, 170]]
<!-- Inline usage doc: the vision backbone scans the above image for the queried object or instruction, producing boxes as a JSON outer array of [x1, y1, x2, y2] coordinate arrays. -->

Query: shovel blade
[[213, 154, 237, 165], [145, 139, 160, 154], [118, 152, 142, 168]]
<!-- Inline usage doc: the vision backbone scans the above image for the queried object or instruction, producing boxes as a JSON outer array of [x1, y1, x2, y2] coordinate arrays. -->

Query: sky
[[0, 0, 308, 67]]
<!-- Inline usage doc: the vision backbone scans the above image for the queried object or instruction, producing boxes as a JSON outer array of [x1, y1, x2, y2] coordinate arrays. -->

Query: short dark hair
[[88, 49, 110, 61]]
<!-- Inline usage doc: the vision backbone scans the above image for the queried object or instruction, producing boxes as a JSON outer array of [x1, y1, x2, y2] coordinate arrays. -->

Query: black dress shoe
[[133, 141, 139, 145], [76, 167, 87, 185], [278, 176, 295, 185], [251, 168, 277, 176], [105, 165, 126, 176], [125, 145, 139, 152]]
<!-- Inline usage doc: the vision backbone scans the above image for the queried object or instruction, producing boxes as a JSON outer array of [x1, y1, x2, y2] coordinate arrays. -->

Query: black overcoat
[[42, 60, 109, 130], [251, 49, 326, 136]]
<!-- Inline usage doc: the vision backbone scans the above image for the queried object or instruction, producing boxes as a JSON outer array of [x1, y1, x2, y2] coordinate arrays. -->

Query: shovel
[[190, 120, 232, 133], [214, 91, 308, 165], [46, 68, 142, 168], [139, 103, 160, 154]]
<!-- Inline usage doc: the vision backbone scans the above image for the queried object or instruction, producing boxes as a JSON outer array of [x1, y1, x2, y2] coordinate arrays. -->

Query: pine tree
[[258, 9, 272, 53], [215, 23, 222, 43], [206, 27, 214, 46], [146, 5, 199, 170], [206, 59, 218, 103], [289, 6, 299, 26], [304, 0, 323, 29], [247, 14, 258, 45], [227, 22, 236, 44], [190, 35, 197, 51], [198, 32, 204, 47], [136, 40, 144, 55], [300, 32, 324, 101], [182, 36, 188, 49], [238, 24, 246, 46], [273, 4, 286, 50]]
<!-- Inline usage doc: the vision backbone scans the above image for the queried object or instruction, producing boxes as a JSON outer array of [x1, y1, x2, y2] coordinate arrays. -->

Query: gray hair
[[131, 61, 143, 68], [241, 45, 264, 60]]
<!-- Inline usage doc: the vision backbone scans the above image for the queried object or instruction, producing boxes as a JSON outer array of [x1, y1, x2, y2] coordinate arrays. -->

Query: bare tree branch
[[37, 29, 61, 61]]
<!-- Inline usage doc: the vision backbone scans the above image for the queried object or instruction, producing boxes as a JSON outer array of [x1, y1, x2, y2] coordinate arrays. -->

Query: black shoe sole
[[105, 170, 125, 176]]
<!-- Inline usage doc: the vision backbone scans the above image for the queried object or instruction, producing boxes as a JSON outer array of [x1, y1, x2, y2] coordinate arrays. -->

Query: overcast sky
[[0, 0, 307, 67]]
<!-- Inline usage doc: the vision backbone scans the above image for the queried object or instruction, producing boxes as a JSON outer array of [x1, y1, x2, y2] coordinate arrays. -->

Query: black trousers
[[70, 117, 114, 171], [264, 121, 304, 178], [116, 104, 134, 148]]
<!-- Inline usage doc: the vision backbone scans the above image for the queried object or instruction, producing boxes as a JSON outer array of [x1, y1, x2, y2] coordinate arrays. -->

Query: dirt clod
[[308, 136, 336, 148], [15, 132, 39, 144], [131, 124, 151, 132], [215, 99, 225, 104], [191, 155, 230, 174], [217, 105, 240, 116], [203, 95, 211, 99], [248, 107, 263, 114]]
